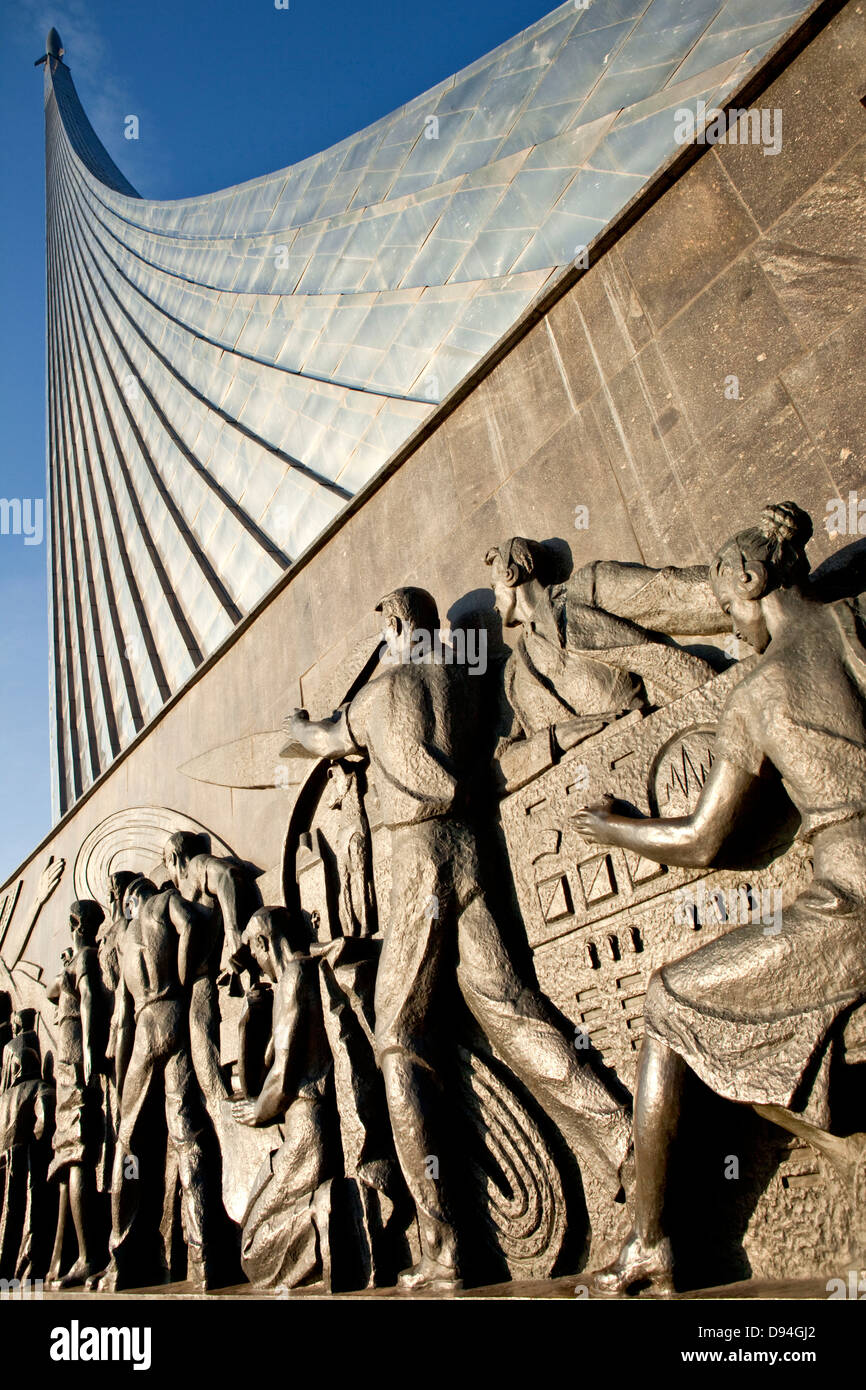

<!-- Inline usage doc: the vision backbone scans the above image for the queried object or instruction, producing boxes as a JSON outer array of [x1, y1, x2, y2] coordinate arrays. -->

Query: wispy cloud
[[16, 0, 171, 195]]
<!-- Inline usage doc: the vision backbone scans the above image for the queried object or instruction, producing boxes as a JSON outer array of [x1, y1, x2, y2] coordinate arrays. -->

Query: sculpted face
[[69, 904, 85, 944], [491, 575, 518, 627], [487, 557, 520, 627], [163, 847, 182, 888], [247, 926, 274, 980], [109, 874, 133, 919], [711, 563, 771, 654], [382, 612, 413, 663]]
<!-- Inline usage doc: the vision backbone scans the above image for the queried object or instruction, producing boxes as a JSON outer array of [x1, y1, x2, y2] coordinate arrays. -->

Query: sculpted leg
[[92, 1028, 156, 1291], [52, 1163, 101, 1287], [47, 1179, 69, 1284], [456, 893, 631, 1194], [591, 1033, 683, 1294], [165, 1047, 211, 1289], [373, 835, 460, 1291], [378, 1047, 458, 1289], [633, 1034, 684, 1246], [753, 1102, 866, 1191]]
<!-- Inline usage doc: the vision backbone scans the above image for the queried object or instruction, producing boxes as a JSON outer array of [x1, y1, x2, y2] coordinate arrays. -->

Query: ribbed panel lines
[[42, 1, 813, 808]]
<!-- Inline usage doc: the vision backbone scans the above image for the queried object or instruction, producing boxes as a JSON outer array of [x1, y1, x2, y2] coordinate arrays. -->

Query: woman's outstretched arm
[[573, 757, 756, 868]]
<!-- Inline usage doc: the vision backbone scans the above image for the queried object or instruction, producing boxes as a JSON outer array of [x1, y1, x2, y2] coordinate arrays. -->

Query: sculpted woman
[[574, 501, 866, 1294]]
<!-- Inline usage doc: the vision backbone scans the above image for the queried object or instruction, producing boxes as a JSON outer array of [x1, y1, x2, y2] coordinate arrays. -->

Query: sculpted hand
[[554, 717, 603, 753], [281, 708, 310, 737], [35, 856, 65, 908], [231, 1098, 259, 1128], [555, 709, 625, 754], [574, 794, 617, 845], [237, 987, 266, 1028]]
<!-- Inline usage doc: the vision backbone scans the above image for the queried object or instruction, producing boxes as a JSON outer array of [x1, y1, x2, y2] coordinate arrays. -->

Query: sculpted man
[[0, 1040, 44, 1279], [162, 831, 261, 1113], [283, 586, 631, 1291], [45, 901, 109, 1288], [325, 763, 376, 939], [95, 870, 139, 1193], [1, 1010, 40, 1092], [485, 538, 721, 789], [94, 875, 220, 1291]]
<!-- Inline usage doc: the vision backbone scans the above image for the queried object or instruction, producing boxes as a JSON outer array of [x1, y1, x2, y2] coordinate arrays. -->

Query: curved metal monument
[[41, 0, 816, 812]]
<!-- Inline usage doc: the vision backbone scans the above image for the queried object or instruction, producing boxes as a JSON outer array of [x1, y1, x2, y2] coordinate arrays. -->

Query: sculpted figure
[[0, 993, 12, 1242], [0, 1041, 44, 1278], [95, 871, 139, 1193], [325, 763, 376, 939], [1, 1010, 40, 1092], [485, 538, 718, 789], [96, 876, 219, 1291], [284, 586, 631, 1291], [231, 908, 336, 1290], [98, 871, 138, 996], [45, 901, 108, 1288], [23, 1051, 57, 1280], [574, 503, 866, 1293], [162, 831, 259, 965], [162, 831, 261, 1113]]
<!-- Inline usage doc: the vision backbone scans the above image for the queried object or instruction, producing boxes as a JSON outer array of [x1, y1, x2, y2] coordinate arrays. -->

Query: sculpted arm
[[6, 857, 66, 968], [113, 975, 134, 1097], [282, 705, 360, 760], [574, 757, 757, 868], [79, 963, 96, 1085], [575, 560, 729, 636], [169, 894, 202, 989], [201, 858, 245, 958], [236, 965, 305, 1126]]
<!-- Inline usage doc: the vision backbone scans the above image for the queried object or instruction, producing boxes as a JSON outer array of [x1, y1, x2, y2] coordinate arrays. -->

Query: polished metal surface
[[44, 0, 815, 813]]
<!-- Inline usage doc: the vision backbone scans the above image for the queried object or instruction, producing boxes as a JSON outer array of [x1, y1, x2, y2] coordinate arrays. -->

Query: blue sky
[[0, 0, 555, 883]]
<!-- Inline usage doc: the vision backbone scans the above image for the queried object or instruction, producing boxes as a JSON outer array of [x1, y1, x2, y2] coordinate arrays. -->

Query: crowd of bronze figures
[[1, 501, 865, 1294]]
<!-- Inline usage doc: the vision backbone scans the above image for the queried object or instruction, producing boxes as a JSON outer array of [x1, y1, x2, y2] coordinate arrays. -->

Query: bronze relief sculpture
[[573, 504, 866, 1292], [282, 585, 631, 1290], [230, 907, 336, 1290], [95, 876, 220, 1291], [45, 901, 108, 1289], [1, 498, 862, 1297]]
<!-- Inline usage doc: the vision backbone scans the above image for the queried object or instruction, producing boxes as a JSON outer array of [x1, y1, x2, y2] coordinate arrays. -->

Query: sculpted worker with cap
[[283, 586, 630, 1292]]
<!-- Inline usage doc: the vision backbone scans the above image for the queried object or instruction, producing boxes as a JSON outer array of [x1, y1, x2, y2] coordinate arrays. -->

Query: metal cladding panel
[[43, 0, 813, 812]]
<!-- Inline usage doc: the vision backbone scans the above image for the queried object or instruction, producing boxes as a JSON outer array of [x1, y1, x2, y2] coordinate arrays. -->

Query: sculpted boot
[[590, 1229, 674, 1296], [398, 1218, 461, 1294]]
